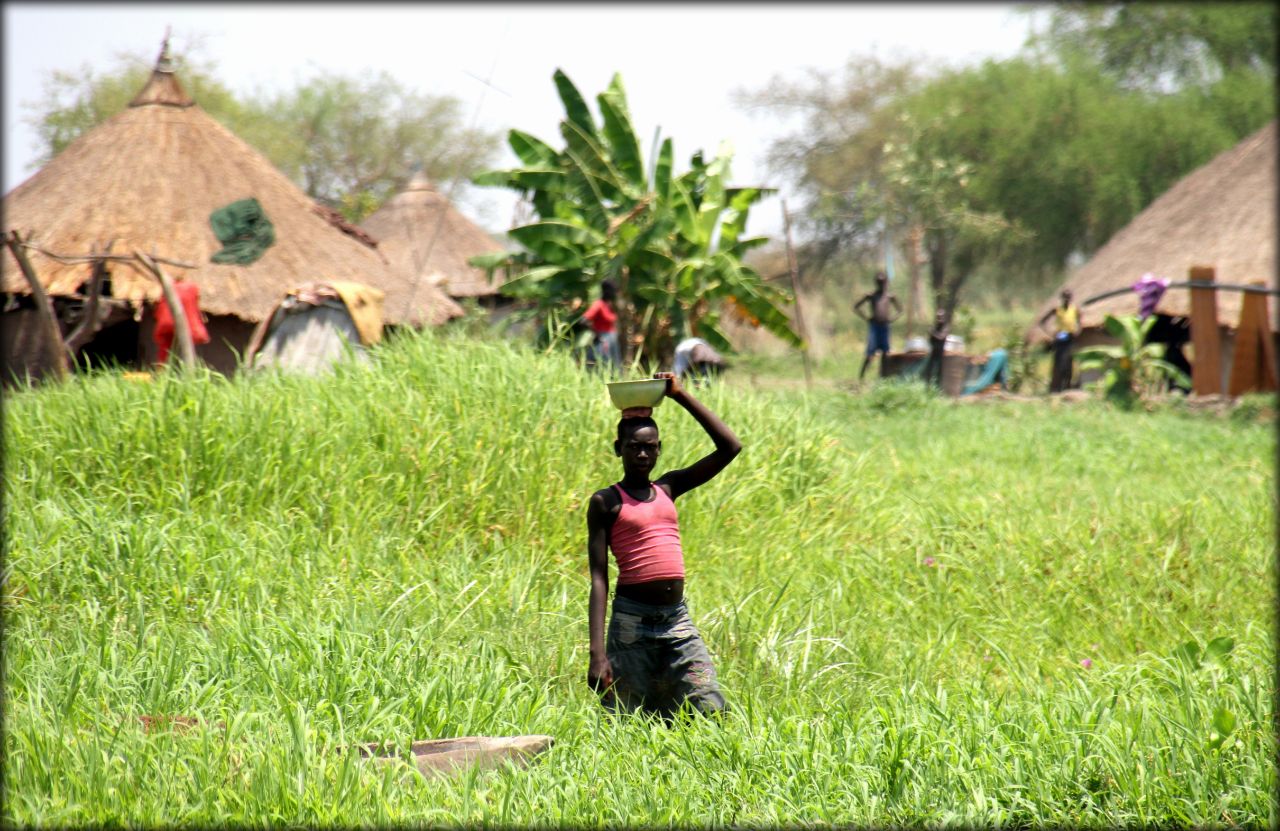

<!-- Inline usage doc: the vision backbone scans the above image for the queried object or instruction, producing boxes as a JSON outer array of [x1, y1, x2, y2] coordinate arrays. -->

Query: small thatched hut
[[359, 172, 507, 302], [1028, 121, 1277, 351], [2, 45, 462, 382]]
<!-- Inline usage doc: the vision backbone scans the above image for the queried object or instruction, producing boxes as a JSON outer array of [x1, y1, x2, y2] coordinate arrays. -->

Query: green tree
[[23, 46, 499, 222], [252, 72, 500, 221], [25, 50, 248, 165], [735, 55, 924, 277], [881, 112, 1028, 324], [745, 35, 1273, 303], [472, 70, 800, 367], [1037, 2, 1276, 91]]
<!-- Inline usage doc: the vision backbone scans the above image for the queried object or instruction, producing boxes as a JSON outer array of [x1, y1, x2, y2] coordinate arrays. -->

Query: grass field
[[4, 329, 1274, 826]]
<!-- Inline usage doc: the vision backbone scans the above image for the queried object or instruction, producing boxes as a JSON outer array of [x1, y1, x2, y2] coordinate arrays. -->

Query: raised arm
[[585, 491, 614, 695], [653, 372, 742, 499]]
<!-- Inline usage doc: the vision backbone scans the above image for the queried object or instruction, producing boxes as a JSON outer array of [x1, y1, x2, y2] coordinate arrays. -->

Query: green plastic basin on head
[[606, 379, 667, 410]]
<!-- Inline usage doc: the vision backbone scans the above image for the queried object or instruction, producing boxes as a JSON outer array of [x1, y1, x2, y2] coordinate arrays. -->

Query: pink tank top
[[610, 483, 686, 585]]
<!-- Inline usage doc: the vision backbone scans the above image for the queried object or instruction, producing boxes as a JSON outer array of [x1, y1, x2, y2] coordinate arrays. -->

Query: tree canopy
[[472, 70, 799, 366], [742, 2, 1275, 314], [22, 47, 500, 222]]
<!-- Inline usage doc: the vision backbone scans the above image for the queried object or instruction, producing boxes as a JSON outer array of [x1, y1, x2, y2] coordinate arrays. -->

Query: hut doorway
[[1146, 314, 1192, 393], [77, 318, 142, 371]]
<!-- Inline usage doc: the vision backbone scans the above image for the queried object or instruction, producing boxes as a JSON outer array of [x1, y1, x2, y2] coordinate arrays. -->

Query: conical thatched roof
[[359, 172, 506, 299], [1029, 120, 1276, 343], [2, 49, 463, 327]]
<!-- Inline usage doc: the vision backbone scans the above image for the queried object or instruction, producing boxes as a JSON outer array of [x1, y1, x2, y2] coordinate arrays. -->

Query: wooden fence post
[[134, 250, 196, 367], [781, 199, 812, 390], [1188, 265, 1223, 395], [5, 230, 68, 380], [64, 240, 115, 354], [1227, 281, 1278, 395]]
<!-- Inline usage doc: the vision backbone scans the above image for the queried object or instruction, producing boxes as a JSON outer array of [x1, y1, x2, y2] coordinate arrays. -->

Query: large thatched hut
[[359, 172, 507, 302], [1027, 121, 1277, 388], [2, 46, 462, 382]]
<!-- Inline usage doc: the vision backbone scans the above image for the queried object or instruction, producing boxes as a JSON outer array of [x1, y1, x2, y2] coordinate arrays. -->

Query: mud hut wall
[[2, 308, 63, 386]]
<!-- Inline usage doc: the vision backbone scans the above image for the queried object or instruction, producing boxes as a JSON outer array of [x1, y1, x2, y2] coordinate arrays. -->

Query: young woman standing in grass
[[586, 371, 742, 718]]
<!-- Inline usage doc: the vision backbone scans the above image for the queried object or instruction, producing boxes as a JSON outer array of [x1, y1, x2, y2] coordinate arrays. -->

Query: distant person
[[586, 372, 741, 719], [1038, 289, 1081, 393], [152, 275, 209, 365], [672, 337, 726, 382], [854, 271, 903, 380], [583, 280, 621, 371], [921, 309, 949, 390]]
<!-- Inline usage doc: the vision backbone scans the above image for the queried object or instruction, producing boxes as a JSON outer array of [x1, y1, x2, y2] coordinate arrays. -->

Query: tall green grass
[[4, 330, 1274, 826]]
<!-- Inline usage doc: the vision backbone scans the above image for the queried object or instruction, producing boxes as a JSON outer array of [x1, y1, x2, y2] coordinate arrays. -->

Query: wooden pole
[[904, 225, 923, 340], [5, 230, 68, 380], [64, 240, 115, 354], [1188, 265, 1223, 395], [134, 251, 196, 367], [1227, 282, 1278, 395], [781, 199, 812, 389]]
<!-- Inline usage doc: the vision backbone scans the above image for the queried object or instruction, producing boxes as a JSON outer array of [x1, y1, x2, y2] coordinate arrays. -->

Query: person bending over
[[585, 371, 741, 718]]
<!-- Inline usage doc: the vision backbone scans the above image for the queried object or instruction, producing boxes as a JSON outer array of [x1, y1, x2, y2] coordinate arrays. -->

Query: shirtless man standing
[[854, 271, 903, 380]]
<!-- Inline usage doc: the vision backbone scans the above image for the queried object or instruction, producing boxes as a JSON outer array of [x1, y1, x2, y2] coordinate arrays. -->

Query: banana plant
[[471, 69, 801, 367], [1076, 313, 1192, 407]]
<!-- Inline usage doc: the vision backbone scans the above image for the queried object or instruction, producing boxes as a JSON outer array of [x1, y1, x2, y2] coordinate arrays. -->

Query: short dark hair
[[600, 279, 617, 300], [617, 415, 657, 442]]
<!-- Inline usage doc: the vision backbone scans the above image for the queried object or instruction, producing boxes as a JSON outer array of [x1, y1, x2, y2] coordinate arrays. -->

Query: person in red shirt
[[582, 279, 620, 371], [152, 276, 210, 364]]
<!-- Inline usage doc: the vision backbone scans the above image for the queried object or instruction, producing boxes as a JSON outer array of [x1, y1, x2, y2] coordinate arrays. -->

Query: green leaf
[[467, 251, 511, 270], [1173, 639, 1201, 669], [695, 318, 733, 354], [718, 187, 769, 250], [560, 121, 626, 202], [597, 76, 645, 190], [552, 69, 598, 141], [669, 177, 700, 242], [500, 265, 575, 298], [508, 221, 604, 267], [471, 167, 566, 191], [508, 129, 559, 167], [1212, 706, 1237, 738], [1102, 314, 1128, 340], [1203, 636, 1235, 666], [654, 138, 674, 201]]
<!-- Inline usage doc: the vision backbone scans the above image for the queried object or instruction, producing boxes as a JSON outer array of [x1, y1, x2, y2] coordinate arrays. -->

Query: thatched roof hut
[[359, 172, 507, 300], [1, 47, 463, 331], [1028, 120, 1276, 344]]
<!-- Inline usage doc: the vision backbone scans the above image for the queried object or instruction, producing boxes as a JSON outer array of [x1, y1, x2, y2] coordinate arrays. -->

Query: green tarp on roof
[[209, 198, 275, 265]]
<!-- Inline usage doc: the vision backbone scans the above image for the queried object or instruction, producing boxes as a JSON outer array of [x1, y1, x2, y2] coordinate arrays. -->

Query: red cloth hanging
[[153, 281, 210, 362]]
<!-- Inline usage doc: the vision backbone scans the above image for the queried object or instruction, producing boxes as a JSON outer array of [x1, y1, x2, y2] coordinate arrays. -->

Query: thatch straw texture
[[359, 173, 506, 299], [1029, 121, 1276, 343], [2, 66, 463, 327]]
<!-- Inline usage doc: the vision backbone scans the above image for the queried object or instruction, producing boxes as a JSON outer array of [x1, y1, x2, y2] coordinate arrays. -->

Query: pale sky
[[3, 3, 1044, 238]]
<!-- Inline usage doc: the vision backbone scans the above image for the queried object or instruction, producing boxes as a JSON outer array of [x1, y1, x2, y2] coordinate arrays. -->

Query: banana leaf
[[508, 129, 560, 168], [694, 317, 733, 354], [501, 265, 578, 299], [560, 122, 629, 202], [597, 78, 645, 191], [654, 138, 674, 201], [553, 69, 598, 142]]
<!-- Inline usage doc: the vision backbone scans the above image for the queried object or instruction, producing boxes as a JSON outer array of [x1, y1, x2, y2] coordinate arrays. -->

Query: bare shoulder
[[589, 486, 622, 514]]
